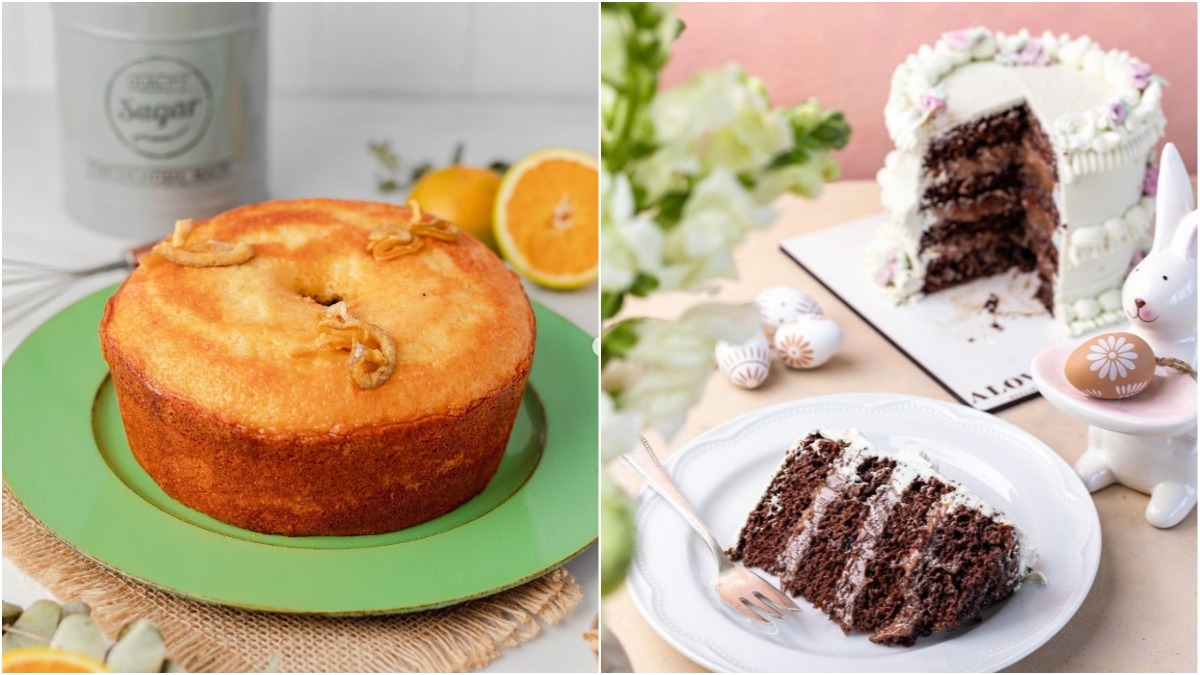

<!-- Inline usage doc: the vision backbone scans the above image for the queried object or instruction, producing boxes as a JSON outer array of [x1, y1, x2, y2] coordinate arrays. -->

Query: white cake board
[[781, 212, 1102, 413]]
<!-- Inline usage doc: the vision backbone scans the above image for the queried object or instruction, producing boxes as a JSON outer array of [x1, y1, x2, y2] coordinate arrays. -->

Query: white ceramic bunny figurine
[[1075, 143, 1197, 528]]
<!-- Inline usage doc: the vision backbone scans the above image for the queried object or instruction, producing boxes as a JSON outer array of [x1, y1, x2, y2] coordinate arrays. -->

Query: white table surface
[[1, 91, 598, 673]]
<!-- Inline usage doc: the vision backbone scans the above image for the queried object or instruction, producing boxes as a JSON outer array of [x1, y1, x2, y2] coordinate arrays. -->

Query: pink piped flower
[[1142, 160, 1159, 197], [1106, 100, 1128, 126], [874, 249, 899, 286], [944, 29, 981, 51], [999, 40, 1051, 67], [1128, 61, 1152, 89], [918, 91, 946, 117]]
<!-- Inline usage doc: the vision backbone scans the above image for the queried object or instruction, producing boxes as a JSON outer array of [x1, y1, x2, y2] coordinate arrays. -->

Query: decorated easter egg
[[1065, 332, 1155, 400], [715, 330, 771, 390], [774, 314, 843, 369], [754, 286, 822, 339]]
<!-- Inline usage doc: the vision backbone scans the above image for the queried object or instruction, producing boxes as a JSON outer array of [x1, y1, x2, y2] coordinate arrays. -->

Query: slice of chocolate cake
[[729, 429, 1036, 647]]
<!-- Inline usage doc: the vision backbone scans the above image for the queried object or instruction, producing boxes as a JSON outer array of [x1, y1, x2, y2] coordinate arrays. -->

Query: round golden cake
[[99, 198, 536, 536]]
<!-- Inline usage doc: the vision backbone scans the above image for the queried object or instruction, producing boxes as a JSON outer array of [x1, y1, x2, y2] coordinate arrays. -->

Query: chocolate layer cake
[[874, 28, 1164, 336], [729, 429, 1036, 646]]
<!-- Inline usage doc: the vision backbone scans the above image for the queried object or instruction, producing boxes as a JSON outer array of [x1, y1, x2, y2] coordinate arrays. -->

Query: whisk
[[3, 243, 155, 329]]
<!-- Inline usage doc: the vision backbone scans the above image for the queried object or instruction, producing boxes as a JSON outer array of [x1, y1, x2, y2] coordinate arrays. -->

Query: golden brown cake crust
[[99, 199, 536, 536]]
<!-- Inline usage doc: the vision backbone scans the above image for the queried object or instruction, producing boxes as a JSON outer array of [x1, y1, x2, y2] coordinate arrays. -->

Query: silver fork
[[622, 434, 800, 624]]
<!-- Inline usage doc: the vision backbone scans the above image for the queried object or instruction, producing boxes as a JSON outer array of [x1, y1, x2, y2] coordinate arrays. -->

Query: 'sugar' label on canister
[[105, 56, 214, 160]]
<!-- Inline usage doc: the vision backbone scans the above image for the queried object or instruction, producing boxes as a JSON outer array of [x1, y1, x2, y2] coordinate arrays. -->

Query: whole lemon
[[408, 165, 503, 252]]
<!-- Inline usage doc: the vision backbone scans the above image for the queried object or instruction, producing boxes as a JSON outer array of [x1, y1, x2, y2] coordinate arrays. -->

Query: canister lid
[[53, 3, 264, 41]]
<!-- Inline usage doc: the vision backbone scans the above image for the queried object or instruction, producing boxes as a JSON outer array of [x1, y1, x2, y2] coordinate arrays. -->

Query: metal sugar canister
[[53, 3, 268, 239]]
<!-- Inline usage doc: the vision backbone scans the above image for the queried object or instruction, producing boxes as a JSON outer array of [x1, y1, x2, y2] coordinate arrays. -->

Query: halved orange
[[2, 647, 110, 673], [494, 147, 598, 289]]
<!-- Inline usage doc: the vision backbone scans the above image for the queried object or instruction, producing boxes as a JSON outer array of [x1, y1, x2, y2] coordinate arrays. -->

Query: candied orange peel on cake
[[153, 219, 255, 267], [366, 200, 458, 260], [307, 301, 398, 390]]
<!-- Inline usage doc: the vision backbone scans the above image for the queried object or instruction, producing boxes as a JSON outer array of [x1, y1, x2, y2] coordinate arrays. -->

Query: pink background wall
[[663, 3, 1197, 179]]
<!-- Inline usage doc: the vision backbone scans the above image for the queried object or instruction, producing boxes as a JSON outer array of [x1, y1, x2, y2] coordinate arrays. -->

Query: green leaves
[[367, 141, 508, 194], [600, 481, 636, 596], [602, 272, 659, 321], [600, 3, 683, 174], [600, 319, 642, 365], [769, 101, 851, 173]]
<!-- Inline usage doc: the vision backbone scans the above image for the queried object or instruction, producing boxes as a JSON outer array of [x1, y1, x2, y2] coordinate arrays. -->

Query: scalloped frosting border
[[1066, 195, 1154, 268], [885, 27, 1166, 179], [1061, 286, 1128, 336]]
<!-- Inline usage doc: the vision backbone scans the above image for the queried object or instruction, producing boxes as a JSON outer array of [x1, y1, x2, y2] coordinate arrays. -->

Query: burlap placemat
[[2, 486, 584, 672]]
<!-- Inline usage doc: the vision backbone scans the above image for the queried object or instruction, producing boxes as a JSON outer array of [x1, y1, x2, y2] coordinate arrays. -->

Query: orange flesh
[[501, 158, 598, 276]]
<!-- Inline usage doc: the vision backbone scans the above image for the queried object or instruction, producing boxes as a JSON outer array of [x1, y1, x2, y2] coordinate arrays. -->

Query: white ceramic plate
[[627, 393, 1100, 673]]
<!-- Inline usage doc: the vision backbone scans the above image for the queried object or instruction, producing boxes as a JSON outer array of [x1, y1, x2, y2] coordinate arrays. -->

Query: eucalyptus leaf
[[2, 602, 21, 627], [162, 658, 187, 672], [61, 601, 91, 618], [50, 614, 106, 663], [105, 620, 165, 673], [3, 600, 60, 650]]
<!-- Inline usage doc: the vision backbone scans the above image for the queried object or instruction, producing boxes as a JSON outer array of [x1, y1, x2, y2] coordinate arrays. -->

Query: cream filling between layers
[[815, 429, 1039, 584]]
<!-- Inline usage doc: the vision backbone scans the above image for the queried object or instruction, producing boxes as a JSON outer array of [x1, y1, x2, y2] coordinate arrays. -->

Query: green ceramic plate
[[3, 285, 597, 614]]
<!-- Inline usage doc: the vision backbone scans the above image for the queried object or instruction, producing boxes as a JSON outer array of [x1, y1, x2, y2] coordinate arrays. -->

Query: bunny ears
[[1152, 143, 1197, 259]]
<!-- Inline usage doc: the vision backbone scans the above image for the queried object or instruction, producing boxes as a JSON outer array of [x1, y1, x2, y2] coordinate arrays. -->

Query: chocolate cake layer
[[921, 164, 1023, 204], [922, 231, 1035, 294], [731, 431, 1031, 648], [728, 434, 848, 575], [925, 146, 1024, 187], [924, 108, 1028, 168], [871, 504, 1022, 646], [780, 457, 897, 611], [922, 188, 1023, 223], [918, 213, 1024, 251], [916, 103, 1061, 312]]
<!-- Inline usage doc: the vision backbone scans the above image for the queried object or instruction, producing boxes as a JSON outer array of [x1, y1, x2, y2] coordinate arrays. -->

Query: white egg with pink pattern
[[754, 286, 822, 340], [714, 330, 771, 390], [774, 314, 843, 370]]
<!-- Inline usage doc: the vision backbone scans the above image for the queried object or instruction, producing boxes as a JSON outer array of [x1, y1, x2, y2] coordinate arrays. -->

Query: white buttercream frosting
[[874, 27, 1163, 335], [885, 28, 1166, 174]]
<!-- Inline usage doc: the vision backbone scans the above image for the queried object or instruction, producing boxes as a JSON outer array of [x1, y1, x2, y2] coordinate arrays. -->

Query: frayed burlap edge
[[2, 486, 583, 672]]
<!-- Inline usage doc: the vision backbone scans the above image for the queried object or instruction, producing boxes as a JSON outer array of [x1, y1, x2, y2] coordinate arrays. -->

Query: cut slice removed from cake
[[728, 429, 1037, 646]]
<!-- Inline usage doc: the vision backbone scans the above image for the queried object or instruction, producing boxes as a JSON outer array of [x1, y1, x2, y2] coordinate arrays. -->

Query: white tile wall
[[2, 2, 598, 100]]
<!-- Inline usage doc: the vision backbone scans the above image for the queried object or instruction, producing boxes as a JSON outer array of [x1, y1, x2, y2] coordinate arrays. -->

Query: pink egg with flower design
[[1065, 332, 1156, 400]]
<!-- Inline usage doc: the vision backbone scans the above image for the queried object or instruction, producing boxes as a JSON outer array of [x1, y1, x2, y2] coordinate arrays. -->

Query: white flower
[[652, 65, 742, 144], [751, 153, 839, 204], [601, 171, 665, 292], [652, 65, 793, 175], [1087, 335, 1138, 381], [614, 303, 760, 438], [659, 169, 775, 290], [601, 392, 643, 461], [700, 104, 793, 175], [601, 85, 617, 147], [600, 11, 628, 87], [630, 142, 699, 203]]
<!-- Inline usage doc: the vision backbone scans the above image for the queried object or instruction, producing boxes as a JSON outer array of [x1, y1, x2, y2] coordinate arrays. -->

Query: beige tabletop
[[605, 179, 1198, 673]]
